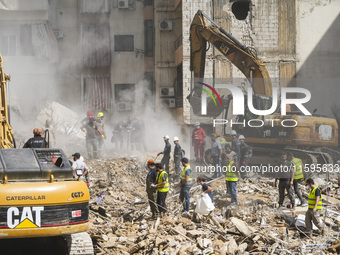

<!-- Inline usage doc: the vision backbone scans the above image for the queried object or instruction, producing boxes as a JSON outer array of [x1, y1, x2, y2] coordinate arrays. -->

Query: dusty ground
[[85, 154, 340, 255]]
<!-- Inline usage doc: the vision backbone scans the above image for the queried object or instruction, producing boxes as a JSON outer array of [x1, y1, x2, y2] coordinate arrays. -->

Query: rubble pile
[[86, 156, 340, 254]]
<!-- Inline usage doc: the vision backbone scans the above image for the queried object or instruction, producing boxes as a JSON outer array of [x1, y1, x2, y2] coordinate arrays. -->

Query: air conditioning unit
[[160, 87, 175, 97], [53, 29, 64, 39], [161, 98, 176, 108], [117, 102, 132, 111], [159, 20, 173, 31], [118, 0, 129, 9]]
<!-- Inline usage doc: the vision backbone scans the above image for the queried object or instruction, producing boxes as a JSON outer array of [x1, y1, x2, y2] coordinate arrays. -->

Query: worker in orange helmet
[[146, 159, 159, 218], [23, 128, 48, 148]]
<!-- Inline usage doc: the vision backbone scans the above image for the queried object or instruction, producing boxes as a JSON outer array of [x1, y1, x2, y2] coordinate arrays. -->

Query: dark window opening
[[144, 0, 153, 6], [144, 21, 154, 57], [115, 84, 135, 103], [175, 64, 183, 108], [114, 35, 134, 52], [232, 0, 250, 20]]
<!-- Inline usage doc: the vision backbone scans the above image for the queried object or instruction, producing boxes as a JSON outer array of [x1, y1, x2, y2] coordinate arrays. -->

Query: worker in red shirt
[[192, 121, 206, 162]]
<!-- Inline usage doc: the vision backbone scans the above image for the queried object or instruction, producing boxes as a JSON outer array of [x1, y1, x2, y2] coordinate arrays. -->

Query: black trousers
[[161, 156, 170, 173], [157, 191, 168, 213]]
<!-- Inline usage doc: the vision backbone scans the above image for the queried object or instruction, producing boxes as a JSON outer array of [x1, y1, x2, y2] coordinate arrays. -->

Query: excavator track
[[65, 232, 94, 255]]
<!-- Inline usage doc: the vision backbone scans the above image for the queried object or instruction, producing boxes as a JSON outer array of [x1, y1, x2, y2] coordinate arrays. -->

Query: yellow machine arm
[[190, 10, 272, 96], [0, 54, 15, 148]]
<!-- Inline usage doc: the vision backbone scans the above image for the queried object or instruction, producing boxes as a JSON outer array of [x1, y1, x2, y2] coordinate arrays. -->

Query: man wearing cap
[[180, 157, 192, 214], [158, 135, 171, 173], [211, 134, 222, 178], [173, 136, 184, 181], [72, 153, 89, 186], [192, 122, 206, 162], [146, 159, 159, 218]]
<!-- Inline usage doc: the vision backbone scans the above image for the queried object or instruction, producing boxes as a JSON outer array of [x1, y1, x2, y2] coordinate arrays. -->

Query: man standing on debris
[[197, 177, 214, 202], [71, 152, 89, 187], [192, 122, 206, 162], [275, 152, 295, 209], [81, 115, 102, 159], [179, 157, 192, 214], [42, 119, 56, 148], [111, 120, 124, 149], [23, 128, 48, 148], [96, 112, 106, 157], [211, 134, 222, 178], [239, 135, 252, 178], [81, 110, 93, 126], [305, 178, 324, 236], [231, 130, 241, 167], [158, 135, 171, 173], [288, 152, 307, 206], [154, 163, 169, 216], [146, 159, 159, 218], [173, 136, 184, 181], [226, 154, 239, 205]]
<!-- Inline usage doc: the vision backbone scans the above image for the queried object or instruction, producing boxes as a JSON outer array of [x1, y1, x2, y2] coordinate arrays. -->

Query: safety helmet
[[174, 136, 179, 141], [87, 110, 93, 116], [163, 135, 169, 140], [195, 121, 200, 126], [33, 128, 42, 136], [239, 135, 245, 140], [147, 159, 154, 165], [231, 130, 237, 135], [89, 116, 95, 122], [216, 132, 221, 137], [97, 112, 104, 118]]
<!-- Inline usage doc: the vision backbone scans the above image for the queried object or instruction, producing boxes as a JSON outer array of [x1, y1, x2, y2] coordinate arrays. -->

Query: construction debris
[[86, 156, 340, 254]]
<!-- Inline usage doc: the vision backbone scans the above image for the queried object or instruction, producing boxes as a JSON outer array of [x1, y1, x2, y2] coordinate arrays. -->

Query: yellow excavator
[[0, 54, 93, 254], [189, 10, 339, 166]]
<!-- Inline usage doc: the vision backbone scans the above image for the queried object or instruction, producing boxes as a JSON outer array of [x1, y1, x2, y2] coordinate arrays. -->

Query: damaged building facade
[[0, 0, 339, 123]]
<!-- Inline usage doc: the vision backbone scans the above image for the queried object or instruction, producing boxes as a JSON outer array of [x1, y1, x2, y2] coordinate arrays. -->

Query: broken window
[[84, 76, 112, 111], [114, 84, 135, 103], [231, 0, 250, 20], [114, 35, 134, 52]]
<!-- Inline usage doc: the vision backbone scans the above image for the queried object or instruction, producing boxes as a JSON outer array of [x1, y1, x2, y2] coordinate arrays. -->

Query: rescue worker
[[158, 135, 171, 173], [211, 134, 222, 178], [146, 159, 159, 218], [288, 152, 307, 206], [305, 178, 324, 237], [42, 119, 56, 148], [81, 115, 102, 159], [173, 136, 184, 181], [96, 112, 106, 157], [239, 135, 252, 178], [131, 117, 147, 152], [231, 130, 241, 167], [179, 157, 192, 214], [123, 117, 133, 149], [226, 155, 239, 205], [197, 176, 214, 203], [71, 153, 89, 187], [23, 128, 48, 148], [274, 153, 295, 209], [192, 121, 206, 162], [81, 110, 93, 125], [154, 163, 169, 216], [111, 120, 124, 149], [216, 132, 226, 146]]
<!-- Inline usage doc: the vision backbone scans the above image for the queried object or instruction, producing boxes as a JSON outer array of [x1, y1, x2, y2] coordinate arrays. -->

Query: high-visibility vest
[[308, 187, 322, 210], [226, 161, 238, 181], [181, 165, 192, 180], [292, 158, 304, 180], [217, 137, 226, 145], [156, 170, 169, 192]]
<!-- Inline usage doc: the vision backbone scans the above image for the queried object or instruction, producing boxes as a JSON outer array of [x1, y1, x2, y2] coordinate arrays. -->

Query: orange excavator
[[189, 10, 340, 166], [0, 53, 93, 254]]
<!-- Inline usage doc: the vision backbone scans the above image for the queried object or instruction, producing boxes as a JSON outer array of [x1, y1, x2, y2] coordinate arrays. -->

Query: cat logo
[[7, 206, 44, 229]]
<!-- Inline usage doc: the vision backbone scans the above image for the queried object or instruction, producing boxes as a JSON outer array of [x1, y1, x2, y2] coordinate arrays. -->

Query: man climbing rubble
[[275, 152, 295, 209], [23, 128, 48, 148], [81, 115, 102, 159], [173, 136, 184, 181], [288, 152, 307, 206], [192, 122, 206, 162], [305, 178, 324, 237], [158, 135, 171, 173], [96, 112, 106, 157], [179, 157, 192, 215], [146, 159, 159, 219], [71, 152, 89, 187], [154, 163, 169, 217]]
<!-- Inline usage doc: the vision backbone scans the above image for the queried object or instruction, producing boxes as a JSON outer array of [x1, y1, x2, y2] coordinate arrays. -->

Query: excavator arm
[[0, 54, 15, 148], [189, 11, 272, 116]]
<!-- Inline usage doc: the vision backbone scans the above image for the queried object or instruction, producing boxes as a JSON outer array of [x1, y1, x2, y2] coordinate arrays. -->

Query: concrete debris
[[86, 156, 340, 254]]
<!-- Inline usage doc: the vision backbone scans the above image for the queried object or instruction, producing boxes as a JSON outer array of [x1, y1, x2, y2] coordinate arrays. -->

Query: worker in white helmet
[[173, 136, 184, 181], [158, 135, 171, 173]]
